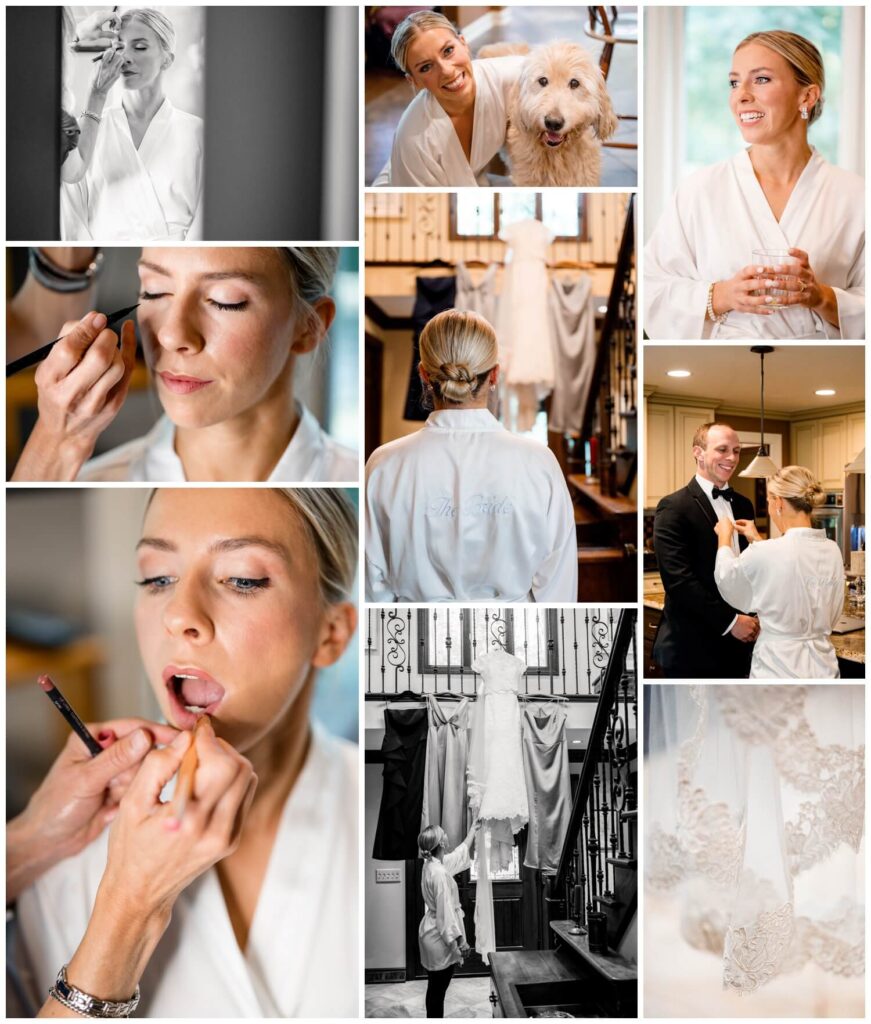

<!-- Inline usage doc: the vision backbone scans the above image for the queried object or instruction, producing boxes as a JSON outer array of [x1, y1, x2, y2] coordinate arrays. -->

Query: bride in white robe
[[644, 30, 864, 340], [61, 8, 203, 241], [373, 11, 523, 186], [11, 488, 359, 1017], [712, 465, 845, 678]]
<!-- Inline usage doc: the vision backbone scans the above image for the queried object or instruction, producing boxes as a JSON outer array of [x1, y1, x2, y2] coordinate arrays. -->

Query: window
[[683, 7, 843, 176], [419, 608, 559, 676], [450, 192, 588, 241]]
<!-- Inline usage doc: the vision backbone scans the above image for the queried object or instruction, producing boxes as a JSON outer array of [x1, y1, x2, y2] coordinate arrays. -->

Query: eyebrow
[[729, 66, 775, 76], [137, 260, 267, 284], [136, 536, 293, 562]]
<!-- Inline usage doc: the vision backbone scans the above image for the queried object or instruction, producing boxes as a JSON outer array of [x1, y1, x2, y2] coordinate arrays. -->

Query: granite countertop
[[643, 574, 864, 664]]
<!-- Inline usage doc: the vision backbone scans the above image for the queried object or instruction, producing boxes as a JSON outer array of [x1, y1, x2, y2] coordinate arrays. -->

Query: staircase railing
[[554, 609, 637, 945], [581, 195, 636, 498]]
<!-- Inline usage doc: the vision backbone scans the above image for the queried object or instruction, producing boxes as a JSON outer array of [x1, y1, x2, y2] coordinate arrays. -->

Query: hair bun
[[806, 481, 826, 507], [439, 362, 474, 385]]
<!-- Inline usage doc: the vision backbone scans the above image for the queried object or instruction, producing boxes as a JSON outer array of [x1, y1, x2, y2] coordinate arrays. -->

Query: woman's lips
[[158, 372, 213, 395], [442, 71, 467, 93], [163, 666, 225, 729]]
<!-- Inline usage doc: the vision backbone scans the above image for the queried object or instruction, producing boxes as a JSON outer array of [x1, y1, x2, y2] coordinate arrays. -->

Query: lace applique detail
[[723, 902, 794, 993]]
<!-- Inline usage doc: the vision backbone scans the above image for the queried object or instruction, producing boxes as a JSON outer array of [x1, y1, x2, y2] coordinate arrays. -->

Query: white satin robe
[[383, 56, 525, 187], [714, 528, 845, 678], [61, 99, 204, 241], [15, 728, 359, 1017], [418, 842, 472, 972], [644, 149, 865, 339], [365, 409, 578, 602]]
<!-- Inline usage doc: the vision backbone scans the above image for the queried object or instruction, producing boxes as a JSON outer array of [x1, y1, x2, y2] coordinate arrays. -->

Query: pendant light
[[739, 346, 780, 478]]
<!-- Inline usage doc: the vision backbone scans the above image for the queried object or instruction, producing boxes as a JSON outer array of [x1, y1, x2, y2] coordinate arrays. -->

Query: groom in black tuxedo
[[653, 422, 758, 678]]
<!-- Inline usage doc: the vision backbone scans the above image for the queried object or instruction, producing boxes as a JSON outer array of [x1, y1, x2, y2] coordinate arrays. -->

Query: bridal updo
[[767, 465, 826, 513], [418, 825, 447, 860], [390, 11, 461, 74], [419, 309, 498, 406]]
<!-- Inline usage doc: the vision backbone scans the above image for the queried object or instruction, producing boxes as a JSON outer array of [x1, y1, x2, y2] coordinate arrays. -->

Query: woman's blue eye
[[135, 575, 174, 590], [420, 63, 432, 74], [444, 45, 454, 55], [729, 80, 738, 89], [226, 577, 270, 594], [208, 299, 248, 312]]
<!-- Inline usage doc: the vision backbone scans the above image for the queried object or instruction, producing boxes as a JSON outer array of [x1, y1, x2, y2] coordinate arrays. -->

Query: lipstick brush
[[6, 303, 140, 378], [172, 715, 210, 820], [38, 674, 103, 757]]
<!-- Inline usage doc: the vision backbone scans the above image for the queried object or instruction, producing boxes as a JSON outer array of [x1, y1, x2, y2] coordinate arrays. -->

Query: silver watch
[[49, 964, 140, 1018]]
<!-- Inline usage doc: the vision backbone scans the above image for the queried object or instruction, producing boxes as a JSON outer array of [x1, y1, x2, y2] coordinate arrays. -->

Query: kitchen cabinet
[[644, 402, 715, 508], [790, 412, 865, 489]]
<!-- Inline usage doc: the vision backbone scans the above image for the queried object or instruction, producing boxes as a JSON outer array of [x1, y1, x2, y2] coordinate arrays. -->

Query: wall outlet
[[375, 867, 402, 883]]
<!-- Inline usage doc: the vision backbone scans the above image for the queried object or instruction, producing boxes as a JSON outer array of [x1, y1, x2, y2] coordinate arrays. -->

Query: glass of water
[[751, 248, 801, 310]]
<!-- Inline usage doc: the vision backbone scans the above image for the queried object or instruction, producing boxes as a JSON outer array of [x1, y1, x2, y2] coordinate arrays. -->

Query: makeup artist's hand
[[92, 43, 124, 96], [100, 719, 257, 920], [11, 311, 137, 482], [74, 8, 121, 49], [7, 718, 178, 902]]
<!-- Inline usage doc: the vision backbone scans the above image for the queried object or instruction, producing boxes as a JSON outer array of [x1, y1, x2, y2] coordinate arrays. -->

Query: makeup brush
[[172, 715, 210, 820], [91, 7, 120, 60], [38, 674, 103, 756], [6, 303, 140, 377]]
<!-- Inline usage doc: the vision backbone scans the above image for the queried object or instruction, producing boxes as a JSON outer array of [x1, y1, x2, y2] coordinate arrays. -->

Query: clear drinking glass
[[751, 248, 801, 310]]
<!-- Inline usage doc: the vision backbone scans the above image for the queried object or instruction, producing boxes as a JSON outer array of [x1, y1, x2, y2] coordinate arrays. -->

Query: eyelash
[[135, 576, 271, 596], [420, 46, 453, 74], [730, 76, 770, 88], [138, 291, 249, 312]]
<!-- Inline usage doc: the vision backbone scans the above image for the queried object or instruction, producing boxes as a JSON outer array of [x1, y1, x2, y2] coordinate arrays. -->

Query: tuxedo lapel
[[686, 478, 718, 529]]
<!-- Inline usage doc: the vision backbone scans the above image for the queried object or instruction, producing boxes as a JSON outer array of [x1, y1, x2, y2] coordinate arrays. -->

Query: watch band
[[49, 964, 140, 1018]]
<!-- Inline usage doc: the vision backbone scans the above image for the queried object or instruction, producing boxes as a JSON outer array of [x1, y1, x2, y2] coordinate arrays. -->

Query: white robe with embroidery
[[15, 727, 358, 1018], [644, 149, 865, 339], [382, 56, 525, 187], [714, 528, 845, 679], [61, 99, 204, 242], [365, 408, 577, 602]]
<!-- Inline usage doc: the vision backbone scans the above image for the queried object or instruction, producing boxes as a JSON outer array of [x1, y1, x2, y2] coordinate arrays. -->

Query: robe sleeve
[[831, 232, 865, 339], [372, 160, 391, 186], [713, 547, 755, 613], [643, 187, 711, 340], [443, 842, 472, 876], [432, 872, 465, 946], [364, 461, 396, 601], [390, 114, 448, 187], [654, 495, 741, 634], [532, 466, 578, 602]]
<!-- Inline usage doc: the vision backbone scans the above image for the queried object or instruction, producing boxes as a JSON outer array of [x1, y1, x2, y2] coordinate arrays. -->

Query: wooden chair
[[584, 6, 637, 151]]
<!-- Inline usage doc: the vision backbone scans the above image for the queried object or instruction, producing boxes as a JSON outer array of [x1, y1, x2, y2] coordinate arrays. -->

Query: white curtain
[[645, 685, 864, 1016]]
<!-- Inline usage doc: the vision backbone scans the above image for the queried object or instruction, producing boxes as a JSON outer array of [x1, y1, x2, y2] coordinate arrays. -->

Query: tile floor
[[365, 977, 493, 1018], [365, 5, 638, 186]]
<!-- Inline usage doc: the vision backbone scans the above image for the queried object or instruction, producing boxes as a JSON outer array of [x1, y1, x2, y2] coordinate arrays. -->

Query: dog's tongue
[[178, 676, 224, 707], [545, 130, 564, 144]]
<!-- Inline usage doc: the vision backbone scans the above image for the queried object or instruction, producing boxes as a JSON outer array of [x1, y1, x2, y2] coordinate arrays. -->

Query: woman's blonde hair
[[767, 465, 825, 514], [276, 488, 357, 605], [419, 309, 498, 406], [418, 825, 446, 860], [737, 30, 825, 125], [120, 8, 175, 57], [390, 11, 460, 74], [279, 247, 339, 342]]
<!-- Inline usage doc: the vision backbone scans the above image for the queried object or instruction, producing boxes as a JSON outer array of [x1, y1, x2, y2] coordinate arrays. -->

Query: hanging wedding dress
[[645, 685, 864, 1015], [467, 650, 529, 963], [497, 219, 555, 433]]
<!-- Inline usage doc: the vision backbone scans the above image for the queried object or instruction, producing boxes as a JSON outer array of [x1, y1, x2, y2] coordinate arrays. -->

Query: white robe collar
[[733, 146, 824, 241], [425, 408, 504, 432]]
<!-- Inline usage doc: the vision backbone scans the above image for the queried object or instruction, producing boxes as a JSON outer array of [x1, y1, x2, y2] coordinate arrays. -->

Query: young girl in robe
[[644, 30, 864, 340], [11, 487, 359, 1016], [374, 11, 524, 186], [61, 8, 203, 242], [365, 308, 577, 601], [11, 247, 357, 484], [713, 465, 845, 677]]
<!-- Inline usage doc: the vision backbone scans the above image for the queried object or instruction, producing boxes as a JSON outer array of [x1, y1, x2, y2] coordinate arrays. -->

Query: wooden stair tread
[[550, 921, 636, 983], [568, 476, 636, 518], [606, 856, 637, 870], [573, 504, 600, 526], [620, 809, 637, 820], [578, 546, 626, 563]]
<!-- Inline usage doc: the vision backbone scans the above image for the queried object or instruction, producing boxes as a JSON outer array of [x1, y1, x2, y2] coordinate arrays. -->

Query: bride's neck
[[122, 82, 166, 122], [778, 512, 813, 532]]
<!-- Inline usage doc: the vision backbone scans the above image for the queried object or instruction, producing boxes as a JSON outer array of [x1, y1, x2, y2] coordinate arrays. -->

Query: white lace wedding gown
[[468, 650, 529, 963], [645, 685, 864, 1013]]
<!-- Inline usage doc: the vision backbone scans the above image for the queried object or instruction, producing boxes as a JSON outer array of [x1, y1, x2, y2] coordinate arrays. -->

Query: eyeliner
[[38, 674, 103, 757], [6, 302, 140, 378]]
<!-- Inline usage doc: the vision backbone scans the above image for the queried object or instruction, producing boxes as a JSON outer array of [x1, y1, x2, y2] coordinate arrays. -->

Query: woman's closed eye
[[139, 290, 248, 312]]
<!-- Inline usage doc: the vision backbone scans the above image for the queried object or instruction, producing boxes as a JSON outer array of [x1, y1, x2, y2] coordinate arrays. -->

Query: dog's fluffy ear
[[508, 78, 531, 133], [594, 72, 619, 140]]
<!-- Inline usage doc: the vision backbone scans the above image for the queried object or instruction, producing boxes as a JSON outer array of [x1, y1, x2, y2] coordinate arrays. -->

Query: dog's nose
[[544, 115, 564, 132]]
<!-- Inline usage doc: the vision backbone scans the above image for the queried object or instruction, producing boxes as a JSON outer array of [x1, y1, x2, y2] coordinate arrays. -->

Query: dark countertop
[[489, 947, 585, 1019], [550, 921, 637, 982], [643, 574, 864, 665]]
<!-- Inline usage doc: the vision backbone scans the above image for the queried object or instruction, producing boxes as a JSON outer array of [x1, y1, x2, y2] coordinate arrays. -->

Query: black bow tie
[[711, 486, 733, 501]]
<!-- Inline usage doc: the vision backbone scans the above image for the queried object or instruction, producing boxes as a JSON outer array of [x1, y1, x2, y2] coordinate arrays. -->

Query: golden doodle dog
[[480, 40, 618, 186]]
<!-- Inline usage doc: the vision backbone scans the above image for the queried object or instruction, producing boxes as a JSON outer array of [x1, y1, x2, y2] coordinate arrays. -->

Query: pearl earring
[[800, 106, 809, 120]]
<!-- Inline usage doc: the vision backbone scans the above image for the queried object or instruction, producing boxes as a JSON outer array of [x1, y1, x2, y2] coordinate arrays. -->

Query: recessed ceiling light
[[815, 388, 836, 396], [667, 369, 691, 378]]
